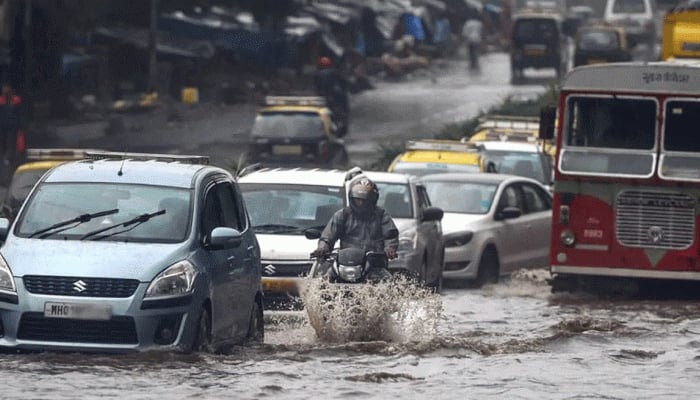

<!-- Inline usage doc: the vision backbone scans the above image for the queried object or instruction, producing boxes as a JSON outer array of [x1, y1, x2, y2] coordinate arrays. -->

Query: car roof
[[419, 172, 530, 185], [237, 167, 348, 187], [475, 141, 542, 152], [363, 170, 413, 184], [396, 150, 481, 165], [43, 158, 214, 188]]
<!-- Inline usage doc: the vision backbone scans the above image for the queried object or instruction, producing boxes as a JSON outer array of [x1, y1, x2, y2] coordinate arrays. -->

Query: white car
[[238, 167, 348, 309], [420, 173, 552, 287]]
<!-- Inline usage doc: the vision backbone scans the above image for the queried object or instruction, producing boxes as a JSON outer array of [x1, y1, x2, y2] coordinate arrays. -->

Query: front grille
[[17, 313, 138, 344], [262, 262, 312, 277], [616, 191, 695, 250], [23, 276, 140, 297]]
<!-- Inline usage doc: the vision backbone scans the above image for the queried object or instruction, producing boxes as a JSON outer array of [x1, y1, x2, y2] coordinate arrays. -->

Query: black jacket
[[319, 206, 399, 253]]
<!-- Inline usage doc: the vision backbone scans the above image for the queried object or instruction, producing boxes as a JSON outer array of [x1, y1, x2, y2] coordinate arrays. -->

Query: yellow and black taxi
[[573, 24, 631, 67], [466, 114, 556, 159], [1, 148, 98, 221], [387, 139, 481, 176], [246, 96, 349, 169]]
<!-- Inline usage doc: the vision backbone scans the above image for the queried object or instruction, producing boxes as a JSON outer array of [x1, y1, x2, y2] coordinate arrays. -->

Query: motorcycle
[[300, 228, 399, 342]]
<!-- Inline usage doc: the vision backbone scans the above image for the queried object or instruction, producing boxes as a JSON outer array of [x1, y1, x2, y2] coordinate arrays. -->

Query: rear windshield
[[612, 0, 647, 13], [513, 19, 558, 42], [578, 30, 620, 50], [251, 111, 325, 138]]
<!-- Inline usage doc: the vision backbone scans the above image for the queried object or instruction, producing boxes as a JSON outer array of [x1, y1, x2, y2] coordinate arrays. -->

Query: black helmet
[[349, 178, 378, 215]]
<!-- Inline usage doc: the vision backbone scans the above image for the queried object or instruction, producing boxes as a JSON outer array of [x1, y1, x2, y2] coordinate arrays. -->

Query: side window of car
[[201, 184, 224, 237], [417, 185, 432, 208], [215, 182, 244, 231], [498, 185, 523, 210], [521, 183, 551, 214]]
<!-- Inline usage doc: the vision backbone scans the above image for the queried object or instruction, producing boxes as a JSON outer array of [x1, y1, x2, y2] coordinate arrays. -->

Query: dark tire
[[425, 254, 443, 293], [474, 248, 499, 288], [190, 306, 211, 353], [245, 299, 264, 344]]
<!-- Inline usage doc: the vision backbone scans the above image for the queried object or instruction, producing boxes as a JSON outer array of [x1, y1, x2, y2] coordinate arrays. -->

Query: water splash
[[298, 276, 442, 343]]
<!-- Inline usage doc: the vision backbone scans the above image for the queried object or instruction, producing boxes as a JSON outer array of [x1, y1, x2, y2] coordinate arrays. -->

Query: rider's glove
[[311, 243, 330, 258], [385, 247, 397, 260]]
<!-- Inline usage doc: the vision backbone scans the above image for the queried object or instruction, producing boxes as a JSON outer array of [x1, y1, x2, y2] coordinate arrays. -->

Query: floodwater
[[2, 269, 700, 399]]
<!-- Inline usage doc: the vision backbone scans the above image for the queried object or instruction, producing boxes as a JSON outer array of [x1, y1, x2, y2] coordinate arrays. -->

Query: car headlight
[[0, 255, 15, 294], [398, 228, 418, 252], [145, 260, 197, 298], [444, 231, 473, 248]]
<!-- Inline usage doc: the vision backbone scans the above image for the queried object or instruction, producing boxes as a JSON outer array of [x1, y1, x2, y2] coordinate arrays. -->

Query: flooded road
[[3, 269, 699, 399]]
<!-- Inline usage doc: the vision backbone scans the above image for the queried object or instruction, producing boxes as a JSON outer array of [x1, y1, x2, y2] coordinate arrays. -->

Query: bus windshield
[[560, 96, 657, 176], [660, 99, 700, 180]]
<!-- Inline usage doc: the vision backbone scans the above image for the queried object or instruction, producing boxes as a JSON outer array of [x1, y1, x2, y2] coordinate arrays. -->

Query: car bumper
[[0, 280, 200, 352], [442, 244, 479, 280]]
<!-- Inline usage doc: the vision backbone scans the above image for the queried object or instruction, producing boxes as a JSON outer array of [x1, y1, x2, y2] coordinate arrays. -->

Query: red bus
[[539, 60, 700, 293]]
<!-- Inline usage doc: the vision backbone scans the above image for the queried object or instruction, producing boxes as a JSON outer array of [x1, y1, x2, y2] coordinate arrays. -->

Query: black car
[[246, 96, 349, 169]]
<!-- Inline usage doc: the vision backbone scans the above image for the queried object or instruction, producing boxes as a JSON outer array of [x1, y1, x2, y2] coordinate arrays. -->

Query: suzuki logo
[[73, 280, 87, 293], [647, 226, 664, 244], [264, 264, 276, 276]]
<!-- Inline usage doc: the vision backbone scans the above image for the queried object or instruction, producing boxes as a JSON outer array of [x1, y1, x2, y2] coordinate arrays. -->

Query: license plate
[[262, 279, 297, 293], [587, 58, 606, 65], [272, 145, 302, 155], [44, 302, 112, 320]]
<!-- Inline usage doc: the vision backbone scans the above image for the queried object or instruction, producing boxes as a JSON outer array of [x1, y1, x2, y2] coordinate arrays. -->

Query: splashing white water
[[298, 276, 443, 343]]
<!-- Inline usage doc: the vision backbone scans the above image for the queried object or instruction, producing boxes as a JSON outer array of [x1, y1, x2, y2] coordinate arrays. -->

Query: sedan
[[420, 173, 552, 287]]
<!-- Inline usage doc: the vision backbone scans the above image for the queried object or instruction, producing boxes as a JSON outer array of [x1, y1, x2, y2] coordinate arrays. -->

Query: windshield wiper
[[29, 209, 119, 239], [252, 223, 301, 233], [80, 210, 165, 241]]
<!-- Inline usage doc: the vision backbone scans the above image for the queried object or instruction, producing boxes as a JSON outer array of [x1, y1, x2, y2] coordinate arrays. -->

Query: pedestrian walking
[[462, 16, 484, 71]]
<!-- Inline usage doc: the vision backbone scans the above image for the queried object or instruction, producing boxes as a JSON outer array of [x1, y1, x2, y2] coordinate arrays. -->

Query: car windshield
[[423, 181, 496, 214], [15, 182, 191, 243], [612, 0, 647, 13], [560, 95, 657, 176], [240, 183, 344, 233], [375, 182, 413, 218], [578, 30, 620, 50], [251, 111, 326, 138], [481, 150, 548, 184]]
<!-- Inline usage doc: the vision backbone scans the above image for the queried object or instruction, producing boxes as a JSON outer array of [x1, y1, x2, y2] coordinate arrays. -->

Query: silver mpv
[[0, 152, 264, 353]]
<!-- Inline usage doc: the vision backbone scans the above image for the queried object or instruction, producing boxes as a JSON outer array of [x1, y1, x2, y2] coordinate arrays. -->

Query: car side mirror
[[539, 105, 556, 141], [205, 227, 242, 250], [304, 228, 322, 240], [422, 206, 443, 222], [497, 206, 522, 220]]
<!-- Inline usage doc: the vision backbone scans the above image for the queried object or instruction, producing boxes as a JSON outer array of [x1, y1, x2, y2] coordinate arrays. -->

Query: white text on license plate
[[44, 302, 112, 320]]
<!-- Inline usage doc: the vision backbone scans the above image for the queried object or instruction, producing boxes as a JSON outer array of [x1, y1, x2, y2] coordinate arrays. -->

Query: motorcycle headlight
[[338, 264, 362, 282], [444, 231, 474, 248], [145, 260, 197, 299], [0, 255, 15, 294], [398, 228, 418, 252]]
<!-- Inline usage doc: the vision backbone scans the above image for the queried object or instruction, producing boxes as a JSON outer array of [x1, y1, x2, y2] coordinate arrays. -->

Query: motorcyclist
[[311, 177, 399, 281], [313, 56, 350, 136]]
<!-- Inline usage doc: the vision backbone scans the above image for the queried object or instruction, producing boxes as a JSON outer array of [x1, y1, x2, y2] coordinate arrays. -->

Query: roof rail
[[344, 166, 364, 182], [237, 162, 265, 177], [85, 151, 210, 165], [26, 148, 99, 161], [264, 96, 327, 107], [405, 139, 478, 152]]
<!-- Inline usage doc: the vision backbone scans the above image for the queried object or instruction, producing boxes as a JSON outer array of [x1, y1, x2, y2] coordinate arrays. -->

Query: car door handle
[[243, 245, 255, 262]]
